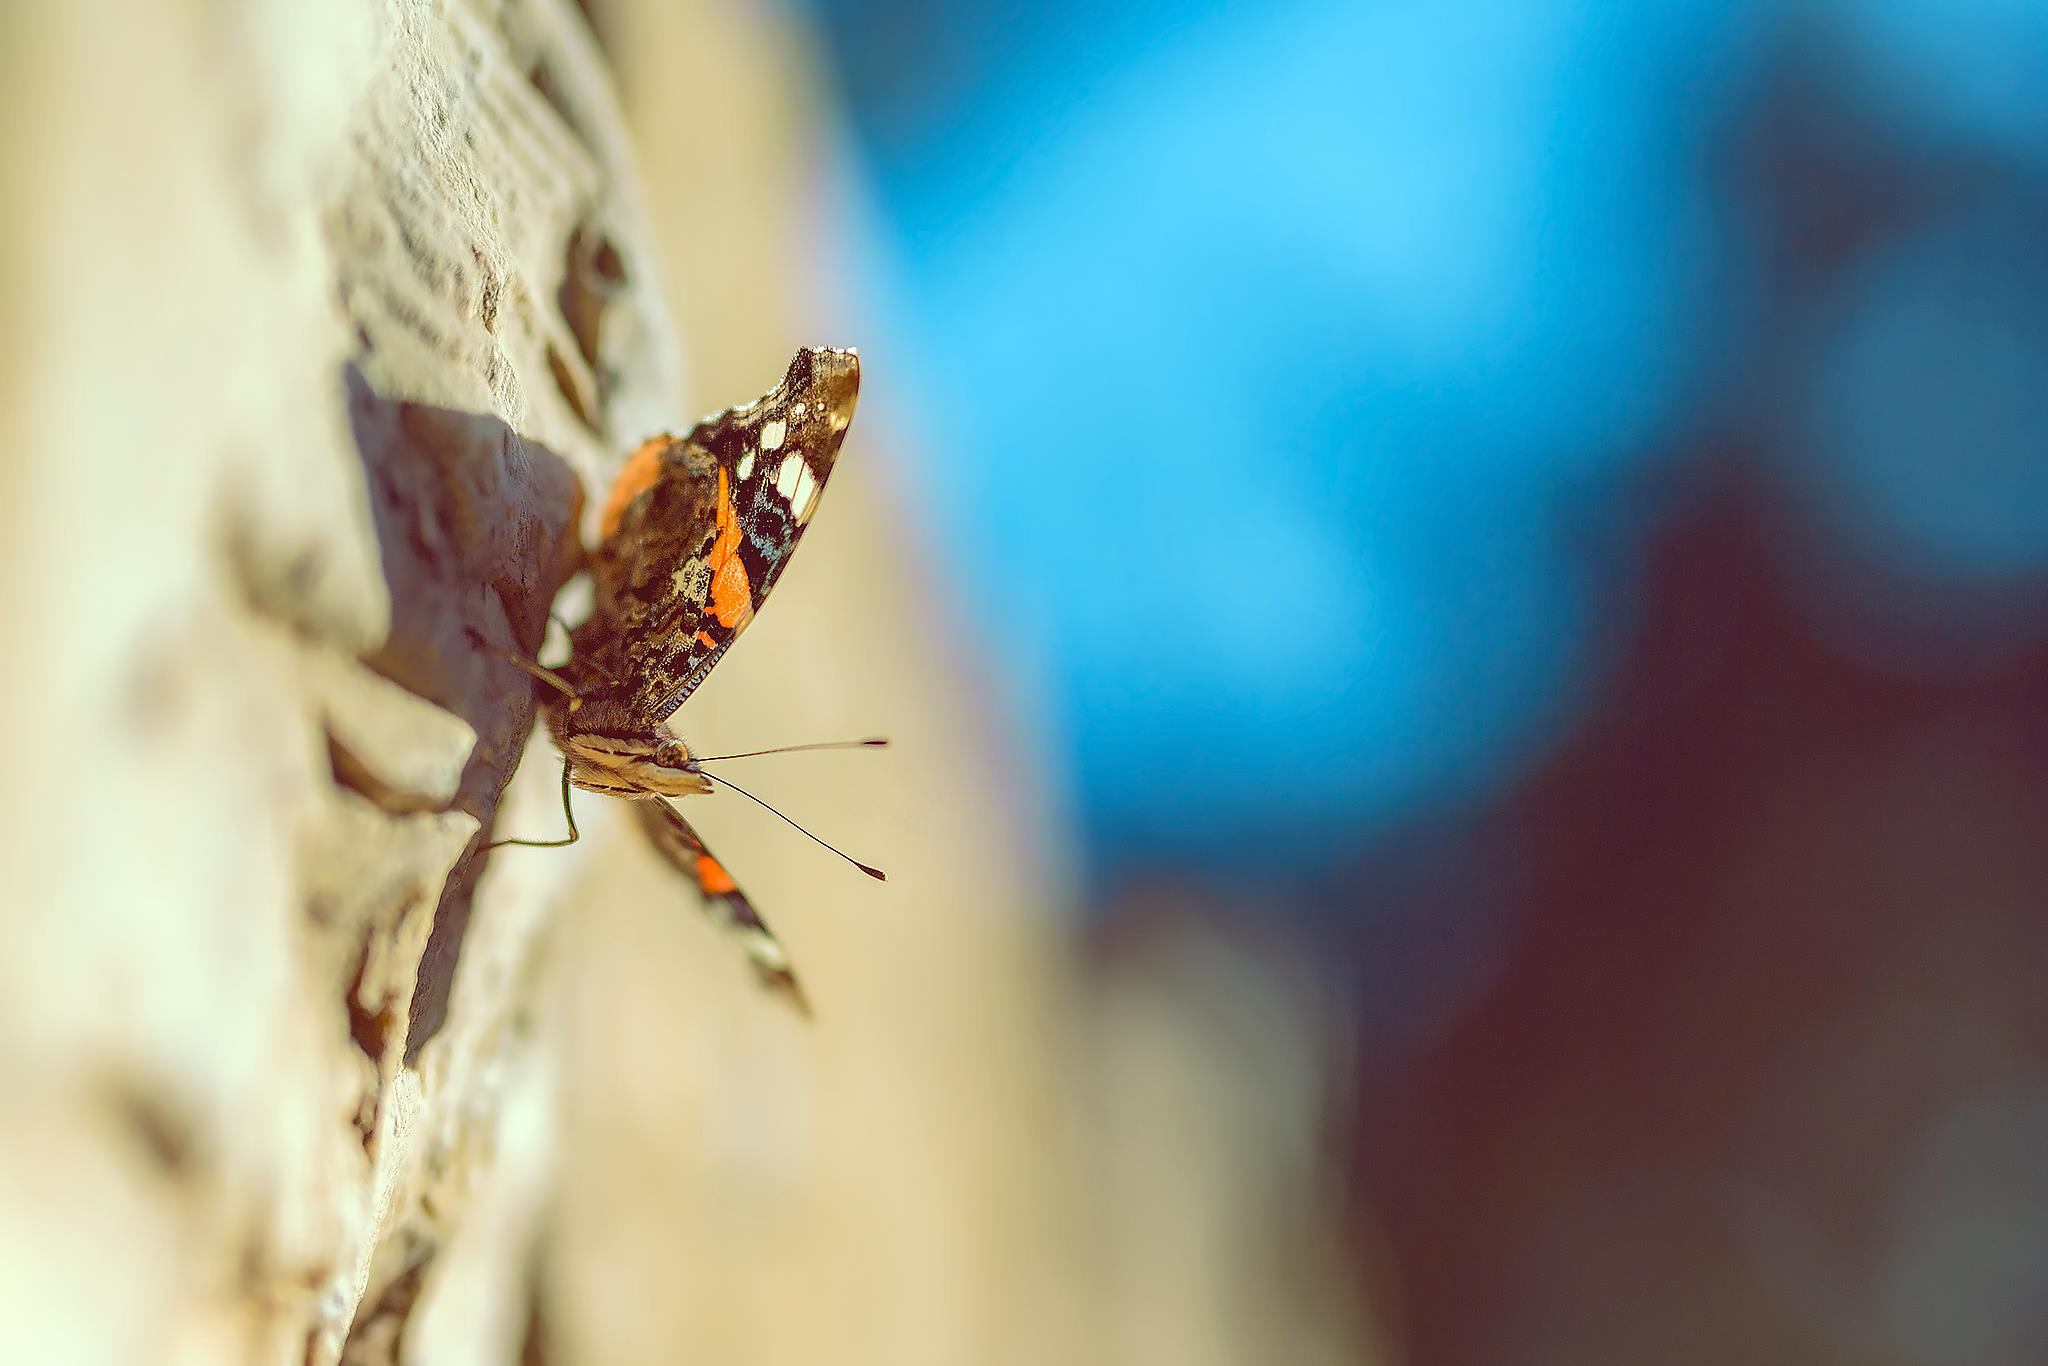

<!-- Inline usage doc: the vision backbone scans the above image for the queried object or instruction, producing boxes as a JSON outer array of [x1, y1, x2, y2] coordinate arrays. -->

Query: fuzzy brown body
[[507, 348, 862, 1010], [548, 718, 711, 799]]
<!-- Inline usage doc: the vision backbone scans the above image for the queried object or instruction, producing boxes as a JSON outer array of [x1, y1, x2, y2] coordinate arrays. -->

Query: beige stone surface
[[0, 1, 670, 1361]]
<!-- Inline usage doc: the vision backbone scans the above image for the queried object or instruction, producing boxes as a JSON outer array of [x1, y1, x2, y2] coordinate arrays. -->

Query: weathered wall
[[0, 2, 680, 1360]]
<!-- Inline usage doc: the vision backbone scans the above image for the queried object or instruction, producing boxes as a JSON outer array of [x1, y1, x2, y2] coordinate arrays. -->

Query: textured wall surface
[[0, 1, 677, 1360]]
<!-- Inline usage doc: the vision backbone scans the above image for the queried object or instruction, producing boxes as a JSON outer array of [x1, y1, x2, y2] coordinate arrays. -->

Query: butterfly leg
[[488, 758, 581, 851], [634, 798, 810, 1015], [466, 626, 585, 711], [543, 611, 621, 688]]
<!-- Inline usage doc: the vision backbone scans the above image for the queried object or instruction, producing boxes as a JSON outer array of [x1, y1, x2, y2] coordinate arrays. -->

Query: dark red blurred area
[[1352, 483, 2048, 1364]]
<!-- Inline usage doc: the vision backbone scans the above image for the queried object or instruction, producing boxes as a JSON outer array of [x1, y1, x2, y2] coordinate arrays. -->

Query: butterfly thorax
[[541, 688, 710, 799]]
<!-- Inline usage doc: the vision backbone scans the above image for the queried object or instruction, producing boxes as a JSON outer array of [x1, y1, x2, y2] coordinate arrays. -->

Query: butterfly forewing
[[588, 346, 859, 722]]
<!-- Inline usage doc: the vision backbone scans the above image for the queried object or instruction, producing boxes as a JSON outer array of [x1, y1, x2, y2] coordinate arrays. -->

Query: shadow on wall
[[337, 363, 581, 1059]]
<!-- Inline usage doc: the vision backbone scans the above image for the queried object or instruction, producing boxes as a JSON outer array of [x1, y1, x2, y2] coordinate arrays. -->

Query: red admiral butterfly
[[490, 348, 881, 1011]]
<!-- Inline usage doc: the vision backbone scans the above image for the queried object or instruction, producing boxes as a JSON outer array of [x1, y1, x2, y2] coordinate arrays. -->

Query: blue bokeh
[[1799, 203, 2048, 587], [803, 0, 2048, 876], [1824, 0, 2048, 165]]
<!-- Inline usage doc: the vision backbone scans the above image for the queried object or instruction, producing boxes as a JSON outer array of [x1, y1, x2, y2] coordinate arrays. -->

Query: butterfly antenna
[[701, 771, 887, 882], [692, 737, 890, 763]]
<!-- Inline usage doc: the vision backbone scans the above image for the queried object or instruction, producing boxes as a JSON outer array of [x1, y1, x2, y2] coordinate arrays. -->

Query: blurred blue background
[[759, 5, 2048, 1357], [794, 0, 2048, 881]]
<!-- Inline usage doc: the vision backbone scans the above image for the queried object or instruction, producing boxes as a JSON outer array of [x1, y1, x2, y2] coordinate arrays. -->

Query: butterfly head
[[543, 696, 715, 799]]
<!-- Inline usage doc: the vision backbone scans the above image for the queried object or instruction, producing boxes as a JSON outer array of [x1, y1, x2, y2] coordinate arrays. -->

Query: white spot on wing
[[760, 419, 787, 452], [735, 449, 756, 481], [774, 452, 805, 502], [792, 462, 821, 524]]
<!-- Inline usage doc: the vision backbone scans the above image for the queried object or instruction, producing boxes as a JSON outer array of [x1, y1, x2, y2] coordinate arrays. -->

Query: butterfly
[[488, 347, 880, 1012]]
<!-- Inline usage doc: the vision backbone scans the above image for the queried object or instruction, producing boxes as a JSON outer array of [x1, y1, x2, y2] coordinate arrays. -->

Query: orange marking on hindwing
[[601, 437, 667, 538], [695, 629, 718, 649], [707, 466, 755, 630], [695, 854, 737, 895]]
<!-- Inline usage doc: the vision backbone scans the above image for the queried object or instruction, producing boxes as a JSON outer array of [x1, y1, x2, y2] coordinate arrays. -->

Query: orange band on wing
[[600, 437, 668, 538], [695, 854, 737, 895], [707, 466, 755, 629]]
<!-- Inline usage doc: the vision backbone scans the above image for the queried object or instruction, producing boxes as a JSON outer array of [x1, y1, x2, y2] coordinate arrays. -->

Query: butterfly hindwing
[[636, 798, 810, 1013], [587, 347, 860, 722]]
